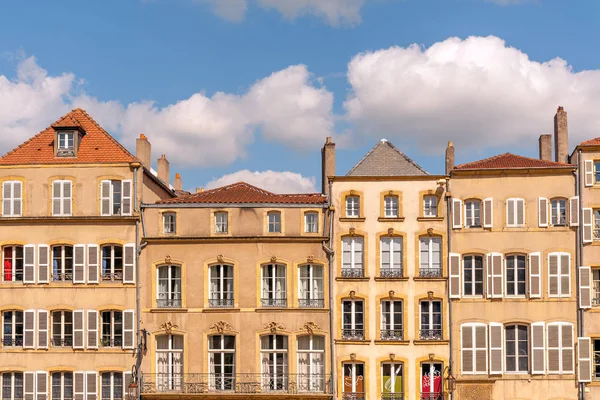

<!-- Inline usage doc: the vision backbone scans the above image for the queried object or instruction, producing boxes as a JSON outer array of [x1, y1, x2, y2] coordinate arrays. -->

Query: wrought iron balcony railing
[[102, 272, 123, 281], [53, 272, 74, 281], [419, 329, 443, 341], [341, 329, 365, 340], [381, 393, 405, 400], [101, 337, 123, 347], [418, 267, 442, 278], [420, 393, 443, 400], [298, 298, 324, 308], [261, 298, 287, 308], [341, 268, 364, 278], [2, 337, 24, 347], [342, 393, 365, 400], [592, 295, 600, 307], [208, 298, 234, 308], [140, 373, 332, 395], [380, 329, 403, 341], [379, 268, 403, 278], [156, 295, 182, 308], [51, 337, 73, 347]]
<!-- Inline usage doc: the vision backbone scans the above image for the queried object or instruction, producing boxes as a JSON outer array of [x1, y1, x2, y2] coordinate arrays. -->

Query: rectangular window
[[2, 181, 22, 217], [384, 196, 398, 218], [463, 255, 484, 296], [52, 311, 73, 347], [505, 325, 528, 373], [260, 335, 288, 391], [157, 265, 182, 308], [341, 237, 364, 278], [298, 264, 324, 308], [52, 180, 72, 216], [342, 363, 364, 398], [345, 196, 360, 218], [380, 237, 402, 278], [506, 198, 525, 227], [3, 246, 24, 282], [594, 339, 600, 380], [209, 264, 234, 307], [593, 270, 600, 307], [51, 372, 73, 400], [380, 300, 403, 340], [208, 335, 235, 391], [464, 200, 481, 227], [423, 195, 438, 217], [595, 161, 600, 184], [342, 300, 364, 340], [162, 213, 176, 234], [57, 132, 75, 151], [551, 199, 567, 226], [100, 180, 131, 216], [261, 264, 286, 307], [267, 212, 281, 233], [420, 300, 442, 340], [419, 237, 442, 278], [2, 311, 23, 347], [506, 255, 526, 296], [101, 372, 123, 400], [297, 335, 325, 392], [2, 372, 24, 400], [304, 212, 319, 233], [461, 324, 487, 374], [52, 246, 74, 282], [156, 335, 184, 391], [215, 212, 228, 234], [101, 311, 123, 347], [547, 322, 574, 374], [548, 253, 571, 298], [101, 245, 123, 281], [594, 210, 600, 241], [421, 362, 443, 398], [381, 363, 403, 397]]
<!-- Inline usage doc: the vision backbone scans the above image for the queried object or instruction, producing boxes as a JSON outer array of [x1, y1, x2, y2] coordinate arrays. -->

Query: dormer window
[[55, 130, 79, 157]]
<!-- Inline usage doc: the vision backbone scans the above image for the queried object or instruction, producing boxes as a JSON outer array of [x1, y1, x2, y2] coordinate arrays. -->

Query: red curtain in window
[[3, 247, 12, 281]]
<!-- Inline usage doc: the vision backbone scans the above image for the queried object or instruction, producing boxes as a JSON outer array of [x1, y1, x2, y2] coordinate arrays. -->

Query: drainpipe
[[445, 177, 454, 400], [322, 179, 336, 399], [576, 151, 584, 400]]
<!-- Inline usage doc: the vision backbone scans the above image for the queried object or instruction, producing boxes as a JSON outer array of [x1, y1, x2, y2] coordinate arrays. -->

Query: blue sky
[[1, 0, 600, 192]]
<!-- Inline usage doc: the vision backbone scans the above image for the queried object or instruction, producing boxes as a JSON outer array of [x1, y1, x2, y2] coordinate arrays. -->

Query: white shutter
[[36, 371, 48, 400], [449, 253, 461, 299], [561, 323, 575, 374], [559, 253, 571, 298], [529, 252, 541, 298], [579, 266, 592, 309], [63, 181, 72, 216], [584, 159, 594, 187], [486, 253, 503, 299], [87, 244, 99, 284], [73, 310, 85, 349], [24, 309, 36, 349], [74, 372, 86, 400], [538, 197, 548, 227], [461, 324, 473, 374], [87, 310, 98, 349], [13, 181, 22, 216], [548, 253, 559, 297], [452, 199, 462, 229], [123, 309, 135, 349], [100, 180, 111, 216], [37, 310, 48, 349], [506, 199, 515, 227], [52, 181, 61, 216], [24, 372, 35, 400], [37, 245, 49, 284], [516, 198, 525, 226], [578, 337, 592, 383], [86, 372, 97, 400], [123, 372, 133, 388], [489, 322, 503, 375], [570, 196, 579, 226], [122, 180, 132, 215], [123, 244, 135, 284], [474, 324, 488, 374], [73, 244, 86, 284], [483, 197, 493, 228], [24, 244, 35, 284], [583, 208, 593, 243], [2, 181, 11, 216], [531, 322, 545, 374], [547, 323, 561, 374]]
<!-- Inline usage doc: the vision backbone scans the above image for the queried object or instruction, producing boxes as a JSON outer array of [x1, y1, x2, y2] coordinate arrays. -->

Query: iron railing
[[341, 329, 365, 340], [341, 268, 364, 278], [51, 337, 73, 347], [102, 272, 123, 281], [53, 272, 74, 281], [418, 267, 442, 278], [156, 294, 182, 308], [298, 298, 325, 308], [592, 295, 600, 307], [381, 393, 404, 400], [2, 337, 23, 347], [380, 329, 403, 341], [342, 393, 365, 400], [208, 298, 234, 308], [419, 329, 443, 341], [261, 298, 287, 308], [101, 337, 123, 347], [380, 268, 403, 278], [420, 393, 443, 400]]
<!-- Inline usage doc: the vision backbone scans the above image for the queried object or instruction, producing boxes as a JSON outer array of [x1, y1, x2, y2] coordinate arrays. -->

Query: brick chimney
[[173, 173, 182, 191], [157, 155, 170, 184], [538, 134, 552, 161], [554, 106, 569, 163], [321, 137, 336, 199], [136, 134, 151, 168], [445, 141, 455, 174]]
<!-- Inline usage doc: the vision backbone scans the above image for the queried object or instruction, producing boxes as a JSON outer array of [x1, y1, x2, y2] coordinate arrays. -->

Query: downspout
[[322, 179, 336, 399], [576, 150, 584, 400], [445, 177, 454, 400], [132, 165, 142, 399], [135, 204, 148, 400]]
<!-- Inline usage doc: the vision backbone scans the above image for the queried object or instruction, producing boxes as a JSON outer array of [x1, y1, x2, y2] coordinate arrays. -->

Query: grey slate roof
[[346, 139, 429, 176]]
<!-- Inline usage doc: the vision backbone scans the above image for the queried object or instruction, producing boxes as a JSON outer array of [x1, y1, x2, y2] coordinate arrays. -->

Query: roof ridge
[[455, 152, 573, 170], [384, 141, 429, 175]]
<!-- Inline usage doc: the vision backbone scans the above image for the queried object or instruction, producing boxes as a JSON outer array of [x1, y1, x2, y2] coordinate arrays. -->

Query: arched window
[[156, 335, 184, 391], [382, 362, 403, 398], [208, 335, 235, 391], [298, 264, 324, 308], [101, 245, 123, 281], [260, 334, 288, 391], [3, 245, 23, 282], [52, 245, 73, 281], [157, 265, 182, 308], [209, 264, 234, 308], [505, 324, 529, 373], [261, 264, 286, 307], [297, 335, 324, 392]]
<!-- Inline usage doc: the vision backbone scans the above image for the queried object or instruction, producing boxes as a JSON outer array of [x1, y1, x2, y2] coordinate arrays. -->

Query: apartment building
[[328, 139, 450, 400], [0, 110, 174, 400]]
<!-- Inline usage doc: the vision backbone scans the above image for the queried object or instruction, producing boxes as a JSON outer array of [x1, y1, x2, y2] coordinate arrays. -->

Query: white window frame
[[208, 264, 234, 307], [2, 245, 24, 282], [464, 199, 482, 227], [51, 371, 73, 400], [100, 180, 131, 216], [380, 300, 403, 339], [304, 212, 319, 233], [420, 300, 442, 340], [100, 371, 123, 400], [267, 211, 281, 233], [51, 311, 73, 348], [593, 209, 600, 241], [550, 198, 567, 226], [162, 213, 176, 234], [2, 310, 24, 347], [548, 252, 571, 298], [593, 269, 600, 307], [381, 362, 403, 397], [261, 264, 286, 307], [215, 212, 228, 234], [2, 181, 22, 217], [57, 132, 75, 151], [260, 334, 288, 388], [342, 299, 364, 338], [52, 245, 74, 282], [462, 255, 484, 297], [298, 264, 324, 307], [383, 195, 399, 218], [505, 254, 527, 297], [547, 322, 574, 374], [345, 196, 360, 218], [342, 362, 364, 395], [419, 236, 442, 276], [423, 195, 438, 217], [296, 335, 325, 392], [1, 372, 24, 400], [420, 362, 443, 396], [505, 324, 529, 374], [208, 335, 235, 391], [156, 335, 184, 390], [342, 237, 364, 272], [380, 236, 402, 276], [157, 265, 182, 308], [100, 310, 123, 348], [506, 198, 525, 227], [460, 323, 488, 375], [101, 245, 123, 281], [52, 180, 72, 216]]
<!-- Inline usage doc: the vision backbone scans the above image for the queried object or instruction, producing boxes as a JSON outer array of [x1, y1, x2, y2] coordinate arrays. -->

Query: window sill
[[413, 277, 446, 281], [377, 217, 405, 222], [417, 217, 443, 221], [203, 308, 240, 313], [374, 340, 409, 345], [339, 217, 366, 222], [256, 307, 289, 312], [413, 339, 449, 345], [335, 277, 370, 282], [150, 308, 188, 313], [374, 277, 409, 282], [334, 339, 371, 345]]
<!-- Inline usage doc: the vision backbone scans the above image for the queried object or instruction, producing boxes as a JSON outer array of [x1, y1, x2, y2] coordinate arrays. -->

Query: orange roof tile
[[158, 182, 327, 205], [454, 153, 574, 170], [579, 137, 600, 146], [0, 108, 137, 165]]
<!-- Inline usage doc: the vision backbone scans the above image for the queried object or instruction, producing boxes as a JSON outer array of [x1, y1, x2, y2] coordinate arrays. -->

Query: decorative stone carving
[[307, 255, 314, 263], [350, 353, 356, 361], [388, 190, 394, 196], [217, 254, 224, 263], [209, 321, 233, 334], [428, 291, 434, 300], [160, 321, 178, 334], [164, 255, 172, 264], [427, 228, 434, 236], [349, 291, 356, 299], [389, 290, 395, 299], [349, 228, 356, 236], [389, 353, 395, 361], [429, 353, 435, 361], [270, 255, 277, 263], [350, 190, 357, 196], [302, 322, 321, 335], [263, 321, 285, 333], [387, 227, 394, 235], [457, 384, 493, 400]]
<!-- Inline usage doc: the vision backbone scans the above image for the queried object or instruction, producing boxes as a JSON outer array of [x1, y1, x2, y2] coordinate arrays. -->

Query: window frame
[[51, 310, 73, 347], [1, 372, 24, 400], [345, 196, 360, 218], [214, 212, 228, 234], [593, 269, 600, 307], [100, 371, 123, 400], [156, 265, 182, 308], [2, 245, 24, 282], [298, 264, 324, 308], [550, 198, 567, 227], [51, 371, 74, 400], [505, 254, 527, 297], [208, 334, 236, 391], [380, 236, 403, 278], [342, 362, 365, 397], [156, 335, 184, 389], [52, 245, 74, 282], [593, 339, 600, 381], [267, 211, 282, 233], [464, 199, 482, 228], [101, 310, 123, 348], [420, 362, 443, 397], [57, 132, 75, 151], [296, 335, 325, 392], [304, 212, 319, 233], [2, 310, 23, 347], [423, 195, 438, 217], [260, 334, 289, 390], [506, 198, 525, 227], [593, 209, 600, 241], [162, 213, 176, 234], [341, 236, 364, 277], [505, 324, 529, 374], [380, 300, 403, 340], [342, 299, 364, 340], [383, 195, 399, 218], [462, 254, 484, 297], [101, 245, 123, 282], [381, 362, 403, 397], [261, 264, 287, 307], [2, 181, 22, 217], [419, 300, 442, 340], [208, 264, 234, 308], [51, 180, 72, 217], [419, 236, 442, 277]]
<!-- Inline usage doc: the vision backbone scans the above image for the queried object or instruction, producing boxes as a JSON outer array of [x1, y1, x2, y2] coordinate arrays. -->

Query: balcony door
[[156, 335, 183, 391]]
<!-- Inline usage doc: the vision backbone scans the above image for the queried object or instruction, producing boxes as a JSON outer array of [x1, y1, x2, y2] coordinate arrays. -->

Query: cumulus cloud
[[344, 35, 600, 154], [205, 170, 317, 193]]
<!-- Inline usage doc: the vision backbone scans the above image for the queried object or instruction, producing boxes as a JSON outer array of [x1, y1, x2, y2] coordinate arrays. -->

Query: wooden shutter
[[73, 310, 85, 349], [562, 323, 574, 373], [547, 323, 560, 373], [37, 310, 48, 349], [122, 180, 132, 215], [87, 310, 98, 349], [63, 181, 72, 216], [474, 324, 488, 374], [74, 244, 86, 284], [483, 197, 493, 228], [529, 252, 541, 298], [24, 244, 35, 284], [86, 372, 97, 400], [548, 253, 559, 297], [506, 199, 515, 226], [578, 337, 592, 382], [100, 180, 111, 216], [74, 372, 86, 400], [123, 372, 133, 388], [37, 244, 49, 284], [24, 372, 35, 400], [584, 159, 594, 187], [123, 309, 135, 349], [531, 322, 545, 374], [449, 253, 461, 299], [123, 244, 135, 284], [489, 322, 503, 374], [36, 371, 47, 400], [579, 266, 592, 309], [2, 182, 11, 216], [452, 199, 462, 229], [583, 208, 593, 243], [461, 324, 473, 374], [12, 181, 22, 216], [538, 197, 548, 227], [570, 196, 579, 226], [516, 198, 525, 226], [87, 244, 99, 284], [24, 309, 36, 349], [486, 253, 503, 298], [560, 253, 571, 297], [52, 181, 61, 216]]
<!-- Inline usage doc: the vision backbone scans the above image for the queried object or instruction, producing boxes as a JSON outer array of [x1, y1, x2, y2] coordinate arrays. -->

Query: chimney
[[445, 141, 455, 174], [538, 134, 552, 161], [554, 106, 569, 163], [173, 173, 182, 191], [321, 137, 336, 199], [136, 134, 151, 168], [195, 187, 204, 193], [157, 154, 170, 184]]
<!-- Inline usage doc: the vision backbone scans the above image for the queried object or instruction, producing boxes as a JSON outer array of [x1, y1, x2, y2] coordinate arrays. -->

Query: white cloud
[[197, 0, 247, 22], [205, 169, 317, 193], [344, 35, 600, 154]]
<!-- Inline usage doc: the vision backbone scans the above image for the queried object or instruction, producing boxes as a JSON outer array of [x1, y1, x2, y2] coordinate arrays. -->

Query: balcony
[[298, 298, 325, 308], [140, 373, 332, 395], [342, 393, 365, 400], [341, 268, 364, 278], [102, 272, 123, 282], [418, 267, 442, 278], [51, 337, 73, 347], [156, 294, 182, 308], [419, 329, 443, 341], [420, 393, 443, 400], [101, 337, 122, 347], [2, 337, 23, 347], [379, 268, 403, 279], [592, 295, 600, 307], [52, 272, 73, 282], [341, 329, 364, 341], [381, 394, 404, 400], [208, 298, 234, 308], [380, 329, 403, 341], [261, 298, 287, 308]]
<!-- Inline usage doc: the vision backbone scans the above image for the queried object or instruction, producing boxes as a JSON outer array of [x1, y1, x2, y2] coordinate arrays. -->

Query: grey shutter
[[562, 324, 574, 373], [37, 245, 49, 283], [584, 159, 594, 187], [123, 244, 135, 284], [483, 197, 493, 228], [529, 252, 541, 298], [548, 254, 559, 297], [52, 181, 61, 216], [24, 244, 35, 284], [13, 181, 22, 216], [578, 337, 592, 382], [122, 180, 132, 215], [123, 309, 135, 349], [2, 182, 11, 216], [570, 196, 579, 226], [24, 372, 35, 400], [583, 208, 593, 243], [580, 266, 592, 309], [516, 199, 525, 226], [87, 310, 98, 349], [87, 245, 99, 284], [547, 323, 560, 373], [73, 310, 84, 349], [63, 181, 72, 215], [531, 322, 545, 374], [461, 325, 473, 374], [475, 325, 487, 373], [489, 322, 503, 374], [36, 371, 47, 400], [449, 253, 461, 298], [74, 372, 85, 400], [560, 253, 571, 297], [452, 199, 462, 229], [486, 253, 492, 298], [507, 199, 515, 226], [100, 181, 111, 216], [123, 372, 133, 388], [37, 310, 48, 349], [24, 309, 35, 348], [74, 245, 86, 284], [86, 372, 97, 400], [538, 197, 548, 227], [492, 253, 503, 298]]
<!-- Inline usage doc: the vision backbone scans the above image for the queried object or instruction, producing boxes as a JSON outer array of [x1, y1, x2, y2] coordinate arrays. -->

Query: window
[[102, 245, 123, 281], [384, 196, 399, 218], [215, 212, 228, 234], [594, 210, 600, 241], [506, 255, 526, 296], [464, 200, 481, 227], [52, 245, 73, 281], [2, 181, 22, 217], [548, 253, 571, 297], [547, 322, 574, 374], [157, 265, 182, 308], [163, 213, 176, 234], [2, 311, 23, 347], [51, 180, 72, 216], [342, 363, 364, 399], [208, 335, 235, 391], [423, 195, 438, 217], [52, 311, 73, 347], [345, 196, 360, 218], [420, 362, 443, 399], [101, 372, 123, 400], [380, 300, 403, 340], [267, 211, 281, 233], [100, 180, 131, 216], [550, 199, 567, 226], [381, 363, 403, 399], [260, 335, 288, 391], [2, 372, 23, 400], [261, 264, 286, 307], [57, 132, 75, 151], [342, 299, 364, 340], [101, 311, 122, 347], [3, 246, 23, 282], [297, 335, 325, 392], [156, 335, 184, 391], [593, 270, 600, 307], [505, 325, 528, 373], [506, 198, 525, 227], [463, 255, 484, 296], [380, 237, 402, 278], [420, 300, 442, 340], [298, 264, 324, 308], [304, 212, 319, 233], [51, 372, 73, 400], [209, 265, 234, 307], [341, 237, 364, 278], [461, 324, 487, 374], [595, 161, 600, 184], [419, 236, 442, 278], [594, 339, 600, 380]]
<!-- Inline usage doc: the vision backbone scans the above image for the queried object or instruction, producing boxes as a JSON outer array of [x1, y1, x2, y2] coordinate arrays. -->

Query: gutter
[[323, 179, 336, 399], [445, 177, 454, 400], [142, 202, 327, 209], [576, 150, 584, 400]]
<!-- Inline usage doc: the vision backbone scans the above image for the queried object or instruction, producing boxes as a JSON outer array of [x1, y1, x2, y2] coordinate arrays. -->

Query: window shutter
[[63, 181, 72, 216], [2, 182, 11, 216], [584, 159, 594, 187], [74, 244, 86, 284], [24, 244, 35, 284], [560, 253, 571, 297], [86, 372, 97, 400], [123, 372, 133, 388], [452, 199, 462, 229], [483, 197, 493, 228], [489, 322, 503, 374], [122, 180, 132, 215], [570, 196, 579, 226], [100, 180, 111, 216], [24, 372, 35, 400], [531, 322, 545, 374], [578, 337, 592, 382], [538, 197, 548, 227], [506, 199, 515, 226], [24, 309, 36, 349], [583, 208, 593, 243], [579, 266, 592, 309], [492, 253, 503, 298], [449, 253, 461, 299], [37, 310, 48, 349], [123, 244, 135, 284], [529, 252, 541, 298], [123, 309, 135, 349], [475, 324, 488, 374], [37, 244, 49, 284], [73, 310, 85, 349], [547, 323, 560, 374], [460, 324, 473, 374], [548, 253, 559, 297], [562, 323, 574, 374], [52, 181, 61, 216], [36, 371, 47, 400], [87, 310, 98, 349], [516, 198, 525, 226], [87, 244, 99, 284], [74, 372, 86, 400]]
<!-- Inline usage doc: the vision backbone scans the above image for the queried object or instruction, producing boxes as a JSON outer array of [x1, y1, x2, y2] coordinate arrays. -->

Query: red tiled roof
[[158, 182, 327, 205], [0, 108, 137, 165], [579, 137, 600, 146], [454, 153, 574, 170]]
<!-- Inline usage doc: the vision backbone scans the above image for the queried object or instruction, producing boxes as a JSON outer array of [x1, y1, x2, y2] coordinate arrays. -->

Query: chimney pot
[[322, 137, 336, 199], [445, 141, 455, 174], [538, 134, 552, 161], [173, 173, 182, 191], [157, 155, 170, 184], [136, 134, 151, 168], [554, 107, 569, 163]]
